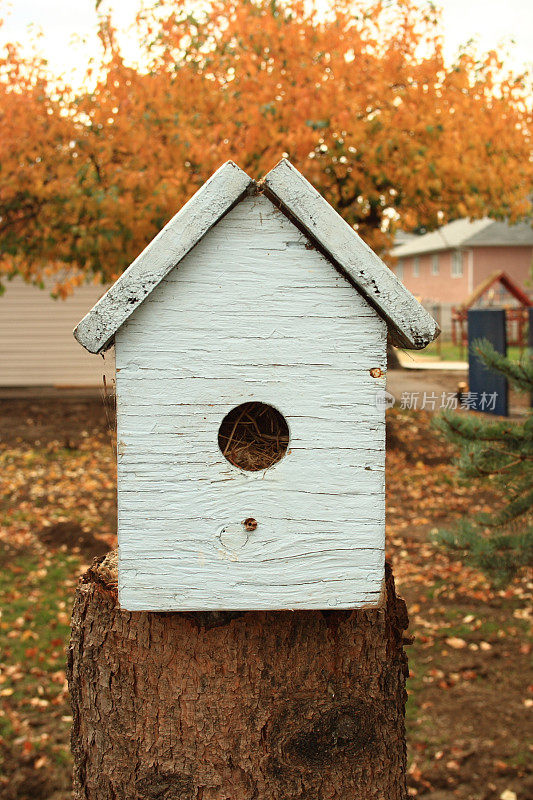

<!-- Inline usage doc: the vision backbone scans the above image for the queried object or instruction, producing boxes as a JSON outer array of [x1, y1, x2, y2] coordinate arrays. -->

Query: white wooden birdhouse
[[74, 159, 438, 612]]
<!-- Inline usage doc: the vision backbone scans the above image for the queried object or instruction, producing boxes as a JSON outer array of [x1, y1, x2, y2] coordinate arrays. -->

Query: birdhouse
[[74, 159, 438, 612]]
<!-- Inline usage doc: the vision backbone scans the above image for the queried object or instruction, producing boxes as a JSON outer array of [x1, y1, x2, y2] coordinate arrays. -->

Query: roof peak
[[74, 158, 439, 354]]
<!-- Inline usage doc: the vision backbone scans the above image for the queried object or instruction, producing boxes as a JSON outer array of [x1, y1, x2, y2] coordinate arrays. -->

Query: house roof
[[465, 220, 533, 247], [391, 217, 533, 258], [394, 230, 418, 245], [74, 159, 439, 354]]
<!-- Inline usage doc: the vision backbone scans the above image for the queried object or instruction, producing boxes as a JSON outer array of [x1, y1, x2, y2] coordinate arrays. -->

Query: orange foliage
[[0, 0, 531, 292]]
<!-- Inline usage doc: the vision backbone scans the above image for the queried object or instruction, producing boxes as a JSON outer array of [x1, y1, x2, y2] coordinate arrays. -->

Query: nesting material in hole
[[218, 402, 289, 471]]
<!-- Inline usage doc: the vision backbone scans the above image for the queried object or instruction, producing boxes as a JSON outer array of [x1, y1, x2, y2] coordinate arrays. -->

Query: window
[[451, 250, 463, 277], [431, 254, 439, 275], [396, 259, 404, 280], [413, 257, 420, 277]]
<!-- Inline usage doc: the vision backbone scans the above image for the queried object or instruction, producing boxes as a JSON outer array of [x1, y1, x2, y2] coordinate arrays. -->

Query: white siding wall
[[116, 194, 387, 611], [0, 278, 114, 386]]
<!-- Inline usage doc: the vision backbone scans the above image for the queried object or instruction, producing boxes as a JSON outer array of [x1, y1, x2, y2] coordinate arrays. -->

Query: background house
[[390, 218, 533, 335], [0, 278, 114, 387]]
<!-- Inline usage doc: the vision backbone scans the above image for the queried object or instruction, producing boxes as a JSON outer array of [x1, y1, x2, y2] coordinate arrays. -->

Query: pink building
[[390, 219, 533, 309]]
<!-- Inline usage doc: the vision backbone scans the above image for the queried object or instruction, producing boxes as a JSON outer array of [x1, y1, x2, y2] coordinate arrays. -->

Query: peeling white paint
[[115, 195, 387, 611]]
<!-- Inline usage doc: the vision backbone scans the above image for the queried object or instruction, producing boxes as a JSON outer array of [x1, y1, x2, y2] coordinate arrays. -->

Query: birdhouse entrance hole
[[218, 402, 289, 471]]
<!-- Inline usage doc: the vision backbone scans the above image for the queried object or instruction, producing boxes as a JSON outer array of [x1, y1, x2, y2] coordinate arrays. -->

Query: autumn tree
[[0, 41, 86, 295], [0, 0, 531, 294]]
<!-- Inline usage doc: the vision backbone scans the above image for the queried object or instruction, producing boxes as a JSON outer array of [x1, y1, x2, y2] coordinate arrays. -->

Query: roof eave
[[262, 159, 439, 349], [74, 161, 255, 354], [74, 158, 440, 354]]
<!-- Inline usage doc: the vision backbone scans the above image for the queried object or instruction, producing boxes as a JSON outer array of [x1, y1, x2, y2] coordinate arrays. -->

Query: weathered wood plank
[[262, 159, 440, 349], [119, 528, 383, 555], [118, 584, 384, 611]]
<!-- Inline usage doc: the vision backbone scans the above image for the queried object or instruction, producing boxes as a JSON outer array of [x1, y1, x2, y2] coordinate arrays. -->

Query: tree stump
[[68, 552, 410, 800]]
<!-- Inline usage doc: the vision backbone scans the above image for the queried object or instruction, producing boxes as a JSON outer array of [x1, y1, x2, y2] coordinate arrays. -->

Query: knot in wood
[[135, 770, 193, 800], [271, 700, 377, 771]]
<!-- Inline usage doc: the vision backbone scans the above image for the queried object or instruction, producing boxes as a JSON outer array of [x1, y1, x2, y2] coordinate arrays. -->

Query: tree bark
[[68, 552, 410, 800]]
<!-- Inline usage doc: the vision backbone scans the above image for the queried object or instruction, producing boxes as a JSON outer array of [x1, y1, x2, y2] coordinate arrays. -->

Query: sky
[[1, 0, 532, 86]]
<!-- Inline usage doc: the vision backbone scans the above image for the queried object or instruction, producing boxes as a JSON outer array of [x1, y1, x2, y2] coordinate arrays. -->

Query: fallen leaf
[[445, 637, 467, 649]]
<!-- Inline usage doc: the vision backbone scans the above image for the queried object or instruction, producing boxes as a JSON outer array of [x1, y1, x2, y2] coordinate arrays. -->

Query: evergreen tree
[[433, 339, 533, 584]]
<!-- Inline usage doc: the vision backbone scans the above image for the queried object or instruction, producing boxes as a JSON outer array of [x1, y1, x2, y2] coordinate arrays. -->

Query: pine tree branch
[[434, 336, 532, 583], [471, 339, 533, 393]]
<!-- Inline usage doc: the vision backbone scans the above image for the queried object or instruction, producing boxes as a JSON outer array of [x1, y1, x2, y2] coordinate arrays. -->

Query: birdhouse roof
[[74, 159, 439, 353]]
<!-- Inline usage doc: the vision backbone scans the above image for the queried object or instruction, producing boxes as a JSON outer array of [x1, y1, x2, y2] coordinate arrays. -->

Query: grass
[[0, 549, 80, 777]]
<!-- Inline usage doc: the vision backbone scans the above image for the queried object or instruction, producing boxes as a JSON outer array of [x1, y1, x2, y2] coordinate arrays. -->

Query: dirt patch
[[0, 392, 114, 448], [0, 743, 69, 800], [0, 741, 72, 800], [36, 521, 109, 560]]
